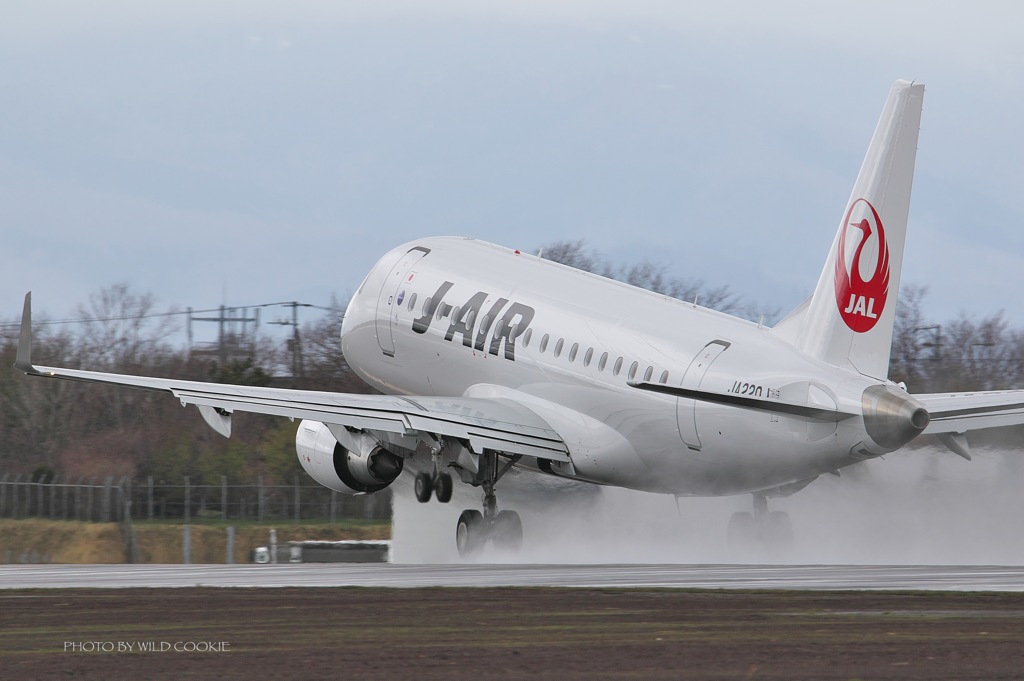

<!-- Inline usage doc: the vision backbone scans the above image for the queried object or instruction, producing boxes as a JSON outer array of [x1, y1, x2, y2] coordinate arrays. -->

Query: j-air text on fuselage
[[410, 278, 535, 361], [16, 80, 1024, 556]]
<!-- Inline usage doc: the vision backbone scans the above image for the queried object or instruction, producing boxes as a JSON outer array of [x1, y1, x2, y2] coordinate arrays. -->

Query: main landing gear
[[455, 450, 523, 558], [411, 447, 524, 558], [727, 493, 793, 548]]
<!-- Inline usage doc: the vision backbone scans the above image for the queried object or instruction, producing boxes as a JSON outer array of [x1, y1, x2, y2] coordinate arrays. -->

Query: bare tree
[[889, 284, 932, 390], [73, 283, 180, 371], [939, 312, 1014, 392], [300, 295, 371, 392], [539, 239, 776, 322], [0, 326, 79, 469], [538, 240, 611, 276]]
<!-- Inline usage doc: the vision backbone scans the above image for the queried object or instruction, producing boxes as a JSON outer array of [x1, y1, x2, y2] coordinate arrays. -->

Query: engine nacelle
[[858, 384, 930, 456], [296, 420, 404, 494]]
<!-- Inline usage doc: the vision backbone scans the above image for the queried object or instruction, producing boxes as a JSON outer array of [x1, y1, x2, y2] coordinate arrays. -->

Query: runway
[[3, 563, 1024, 591]]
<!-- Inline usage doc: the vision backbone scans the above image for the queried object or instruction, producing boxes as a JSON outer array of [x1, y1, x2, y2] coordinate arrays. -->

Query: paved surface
[[3, 563, 1024, 590]]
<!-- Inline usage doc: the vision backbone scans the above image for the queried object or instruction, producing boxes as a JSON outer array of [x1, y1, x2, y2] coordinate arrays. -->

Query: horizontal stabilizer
[[918, 390, 1024, 434], [628, 381, 856, 422]]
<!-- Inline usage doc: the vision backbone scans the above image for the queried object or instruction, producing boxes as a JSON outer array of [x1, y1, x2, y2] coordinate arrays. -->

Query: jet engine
[[295, 420, 404, 494]]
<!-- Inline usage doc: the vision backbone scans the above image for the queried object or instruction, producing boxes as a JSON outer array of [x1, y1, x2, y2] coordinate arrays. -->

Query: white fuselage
[[341, 237, 885, 497]]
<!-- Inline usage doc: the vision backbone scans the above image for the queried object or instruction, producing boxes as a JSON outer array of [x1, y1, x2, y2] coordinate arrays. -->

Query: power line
[[0, 301, 338, 330]]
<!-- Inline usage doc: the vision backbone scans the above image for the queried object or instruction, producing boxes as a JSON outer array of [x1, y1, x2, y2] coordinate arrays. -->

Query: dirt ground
[[2, 587, 1023, 680]]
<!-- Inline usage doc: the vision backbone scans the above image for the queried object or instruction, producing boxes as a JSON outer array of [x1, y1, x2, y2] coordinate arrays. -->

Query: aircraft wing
[[13, 294, 569, 462]]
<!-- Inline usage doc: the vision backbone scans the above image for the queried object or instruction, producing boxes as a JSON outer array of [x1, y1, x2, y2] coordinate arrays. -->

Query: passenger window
[[540, 334, 549, 353], [523, 328, 533, 347], [423, 297, 432, 315], [659, 370, 669, 384], [628, 361, 638, 381], [584, 348, 593, 367], [644, 366, 654, 381], [569, 343, 579, 362], [598, 352, 608, 371], [408, 292, 418, 312], [554, 339, 564, 358], [613, 356, 623, 376]]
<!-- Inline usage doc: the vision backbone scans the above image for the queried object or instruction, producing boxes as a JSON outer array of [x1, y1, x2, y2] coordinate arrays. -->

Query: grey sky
[[3, 1, 1024, 339]]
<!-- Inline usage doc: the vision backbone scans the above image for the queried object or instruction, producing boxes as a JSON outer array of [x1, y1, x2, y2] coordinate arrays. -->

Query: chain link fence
[[0, 473, 391, 524]]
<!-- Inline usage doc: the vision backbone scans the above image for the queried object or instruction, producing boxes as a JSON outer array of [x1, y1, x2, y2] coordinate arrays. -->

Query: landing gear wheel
[[434, 472, 453, 503], [764, 511, 793, 547], [727, 511, 756, 548], [414, 472, 433, 503], [456, 510, 485, 557], [491, 510, 523, 553]]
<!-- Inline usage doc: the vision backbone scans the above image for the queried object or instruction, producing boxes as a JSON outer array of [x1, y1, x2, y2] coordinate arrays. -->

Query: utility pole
[[269, 301, 314, 381], [188, 306, 260, 365]]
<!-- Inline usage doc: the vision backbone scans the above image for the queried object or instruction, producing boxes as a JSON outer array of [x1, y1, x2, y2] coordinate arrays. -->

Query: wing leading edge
[[14, 293, 569, 462]]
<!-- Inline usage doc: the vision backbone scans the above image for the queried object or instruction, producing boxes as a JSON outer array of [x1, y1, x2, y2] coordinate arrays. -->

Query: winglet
[[14, 292, 36, 374]]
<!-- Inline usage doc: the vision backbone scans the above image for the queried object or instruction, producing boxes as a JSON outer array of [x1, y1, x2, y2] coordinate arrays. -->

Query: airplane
[[15, 80, 1024, 556]]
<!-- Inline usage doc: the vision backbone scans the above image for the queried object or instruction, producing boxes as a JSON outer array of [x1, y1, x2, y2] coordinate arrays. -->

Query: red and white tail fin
[[774, 80, 924, 380]]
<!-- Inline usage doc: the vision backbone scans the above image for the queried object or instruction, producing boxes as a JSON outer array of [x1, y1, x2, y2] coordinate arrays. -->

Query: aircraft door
[[676, 340, 730, 450], [375, 247, 429, 357]]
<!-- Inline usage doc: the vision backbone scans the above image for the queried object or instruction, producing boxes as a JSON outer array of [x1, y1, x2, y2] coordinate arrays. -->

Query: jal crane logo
[[834, 198, 889, 333]]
